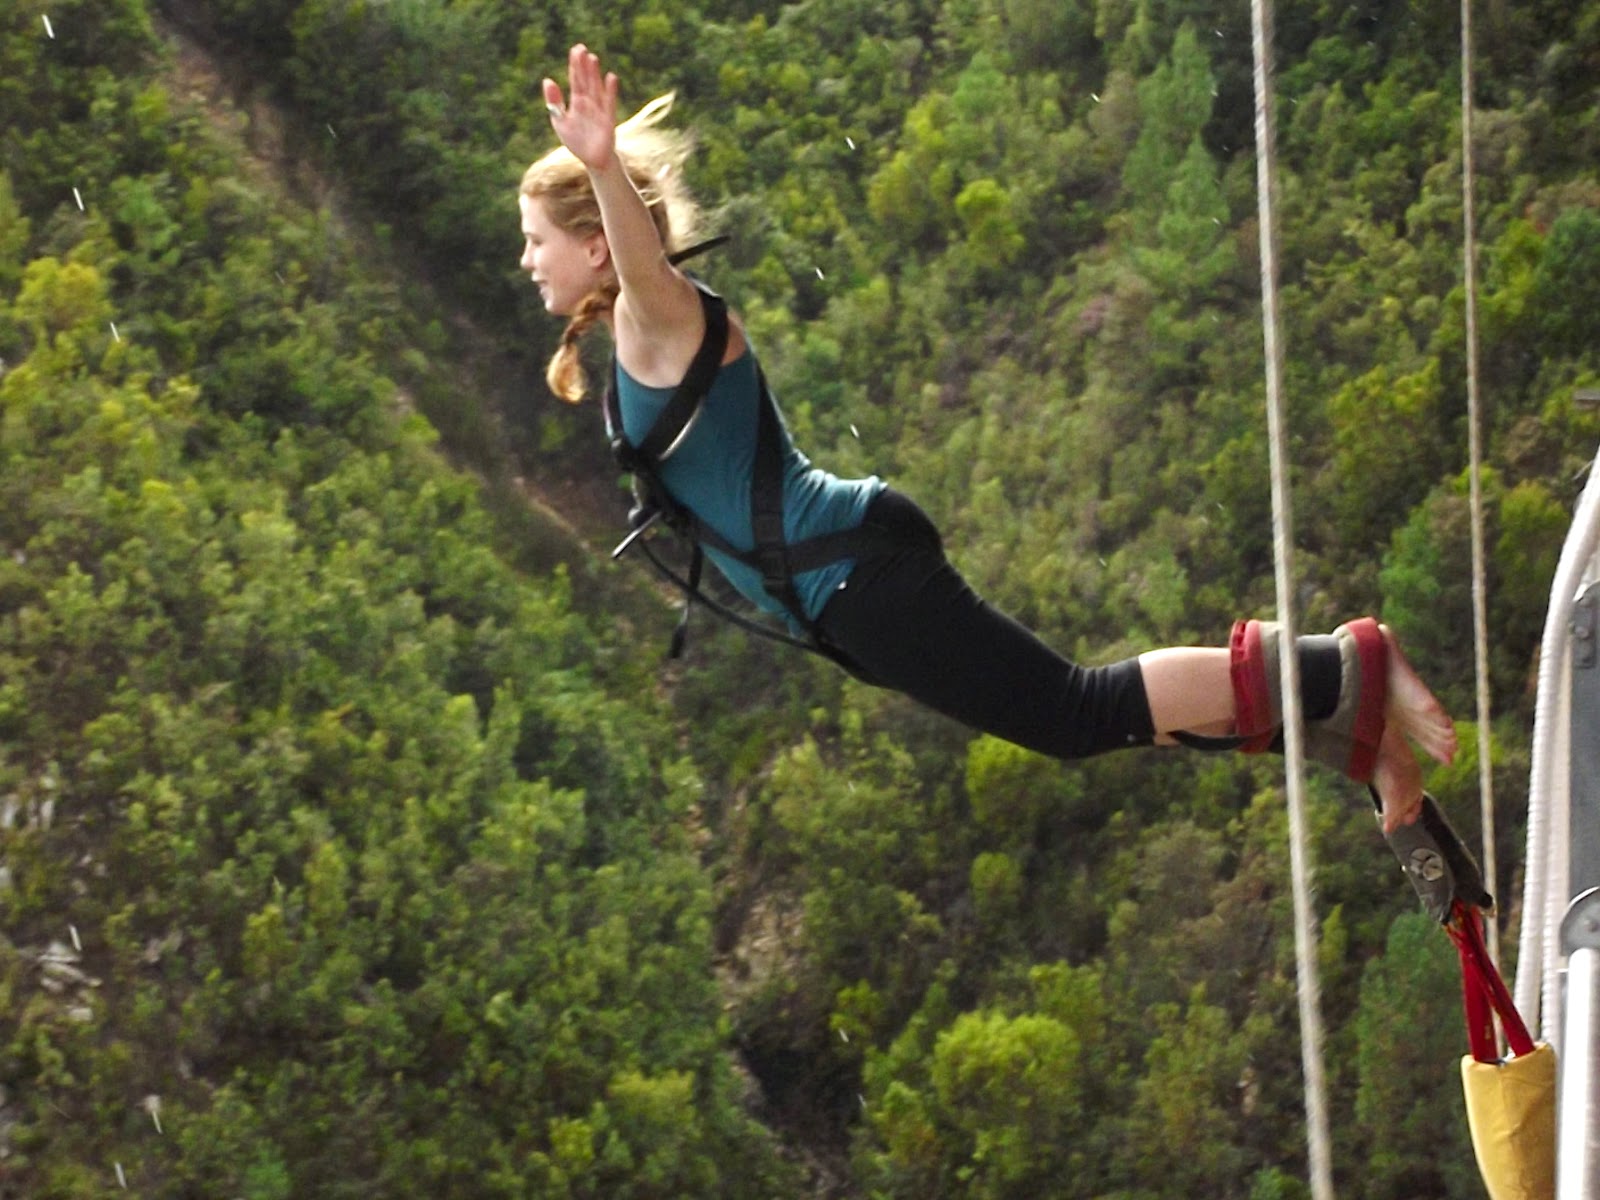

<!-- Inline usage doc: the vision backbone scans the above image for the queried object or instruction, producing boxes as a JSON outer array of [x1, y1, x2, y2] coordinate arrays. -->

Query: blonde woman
[[520, 44, 1457, 830]]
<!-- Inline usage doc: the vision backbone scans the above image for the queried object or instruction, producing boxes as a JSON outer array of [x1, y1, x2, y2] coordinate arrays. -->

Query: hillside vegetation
[[3, 0, 1598, 1196]]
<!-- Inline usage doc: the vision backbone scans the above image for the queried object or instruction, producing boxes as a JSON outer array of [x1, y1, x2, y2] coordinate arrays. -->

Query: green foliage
[[0, 171, 30, 296], [1115, 988, 1257, 1197], [1378, 482, 1475, 709], [1121, 24, 1216, 218], [867, 93, 962, 252], [7, 0, 1595, 1194], [761, 730, 956, 1022], [1495, 479, 1567, 645], [965, 733, 1084, 844], [929, 1008, 1084, 1192], [856, 964, 1108, 1198], [1354, 914, 1482, 1200], [1528, 207, 1600, 358], [1320, 360, 1448, 572]]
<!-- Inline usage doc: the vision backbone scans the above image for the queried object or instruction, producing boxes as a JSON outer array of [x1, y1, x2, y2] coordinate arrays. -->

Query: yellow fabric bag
[[1460, 1042, 1557, 1200], [1449, 900, 1556, 1200]]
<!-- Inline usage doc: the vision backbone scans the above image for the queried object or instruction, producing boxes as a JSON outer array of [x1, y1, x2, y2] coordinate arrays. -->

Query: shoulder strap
[[601, 234, 727, 457], [639, 284, 727, 463], [668, 235, 730, 266], [604, 282, 728, 468]]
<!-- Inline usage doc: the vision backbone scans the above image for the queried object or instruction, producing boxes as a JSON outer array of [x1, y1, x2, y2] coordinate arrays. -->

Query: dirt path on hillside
[[154, 9, 635, 560]]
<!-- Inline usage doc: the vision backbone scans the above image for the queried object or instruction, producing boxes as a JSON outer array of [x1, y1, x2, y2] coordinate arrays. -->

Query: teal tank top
[[614, 348, 884, 626]]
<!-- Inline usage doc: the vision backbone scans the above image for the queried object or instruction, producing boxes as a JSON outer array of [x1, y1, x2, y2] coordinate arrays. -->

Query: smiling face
[[518, 193, 609, 317]]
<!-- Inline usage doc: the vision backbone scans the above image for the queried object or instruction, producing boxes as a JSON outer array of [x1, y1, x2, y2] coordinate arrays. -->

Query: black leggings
[[814, 490, 1156, 760]]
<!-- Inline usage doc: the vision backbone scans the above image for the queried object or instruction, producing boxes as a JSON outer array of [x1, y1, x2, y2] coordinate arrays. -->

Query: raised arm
[[543, 44, 705, 382]]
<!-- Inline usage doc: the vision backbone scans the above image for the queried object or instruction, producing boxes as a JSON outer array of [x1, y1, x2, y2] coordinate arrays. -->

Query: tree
[[1320, 360, 1447, 564], [1355, 913, 1482, 1200], [1121, 23, 1216, 222], [1115, 988, 1256, 1198], [929, 1008, 1084, 1196], [1529, 207, 1600, 359]]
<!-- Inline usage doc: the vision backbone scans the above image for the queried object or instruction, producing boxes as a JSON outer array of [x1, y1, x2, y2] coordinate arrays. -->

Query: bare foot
[[1379, 624, 1457, 765], [1372, 723, 1424, 833]]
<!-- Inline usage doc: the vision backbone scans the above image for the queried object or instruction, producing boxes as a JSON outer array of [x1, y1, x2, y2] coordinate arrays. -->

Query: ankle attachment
[[1228, 621, 1341, 744], [1229, 617, 1388, 783], [1228, 618, 1282, 752], [1376, 789, 1492, 923], [1304, 618, 1388, 783]]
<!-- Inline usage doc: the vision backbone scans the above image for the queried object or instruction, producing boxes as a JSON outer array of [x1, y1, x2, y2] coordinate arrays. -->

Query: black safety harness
[[601, 243, 894, 671]]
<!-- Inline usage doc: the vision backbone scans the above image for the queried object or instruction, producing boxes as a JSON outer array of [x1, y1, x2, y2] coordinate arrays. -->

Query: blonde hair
[[521, 93, 704, 403]]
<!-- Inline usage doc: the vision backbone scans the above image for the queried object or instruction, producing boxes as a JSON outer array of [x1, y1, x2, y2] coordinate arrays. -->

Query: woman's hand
[[543, 44, 618, 172]]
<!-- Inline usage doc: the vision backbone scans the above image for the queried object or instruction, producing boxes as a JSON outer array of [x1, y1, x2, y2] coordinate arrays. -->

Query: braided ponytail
[[546, 287, 617, 404]]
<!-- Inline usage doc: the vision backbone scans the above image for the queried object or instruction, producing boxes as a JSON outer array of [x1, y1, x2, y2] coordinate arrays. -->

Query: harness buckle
[[751, 512, 789, 593], [756, 552, 789, 597]]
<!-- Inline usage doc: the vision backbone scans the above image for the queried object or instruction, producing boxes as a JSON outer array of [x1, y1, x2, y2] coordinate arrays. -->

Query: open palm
[[543, 44, 617, 170]]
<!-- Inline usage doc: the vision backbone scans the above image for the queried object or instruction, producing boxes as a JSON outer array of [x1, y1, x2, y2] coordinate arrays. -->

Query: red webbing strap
[[1343, 617, 1388, 783], [1228, 620, 1278, 752], [1456, 929, 1498, 1062], [1447, 899, 1535, 1062]]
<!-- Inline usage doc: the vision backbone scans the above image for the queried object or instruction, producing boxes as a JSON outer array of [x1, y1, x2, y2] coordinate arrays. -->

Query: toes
[[1374, 726, 1424, 832], [1375, 624, 1458, 764]]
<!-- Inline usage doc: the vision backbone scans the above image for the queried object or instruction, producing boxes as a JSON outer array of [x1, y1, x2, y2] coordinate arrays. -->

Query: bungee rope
[[1460, 0, 1501, 977], [1249, 0, 1336, 1194]]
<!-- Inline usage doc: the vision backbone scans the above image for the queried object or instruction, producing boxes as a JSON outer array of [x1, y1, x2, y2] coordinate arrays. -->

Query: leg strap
[[1307, 617, 1388, 783], [1230, 618, 1283, 752], [1230, 617, 1389, 783]]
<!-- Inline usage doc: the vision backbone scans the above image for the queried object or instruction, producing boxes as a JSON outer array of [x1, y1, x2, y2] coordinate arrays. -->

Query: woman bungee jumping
[[520, 44, 1458, 831]]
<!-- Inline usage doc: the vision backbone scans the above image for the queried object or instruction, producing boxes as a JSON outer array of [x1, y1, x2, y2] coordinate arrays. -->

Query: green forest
[[3, 0, 1597, 1195]]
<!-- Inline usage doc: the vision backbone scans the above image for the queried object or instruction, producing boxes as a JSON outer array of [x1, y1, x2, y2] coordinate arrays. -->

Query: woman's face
[[518, 194, 607, 316]]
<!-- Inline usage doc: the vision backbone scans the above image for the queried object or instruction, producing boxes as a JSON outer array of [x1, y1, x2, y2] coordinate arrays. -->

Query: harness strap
[[1449, 901, 1535, 1062], [603, 283, 727, 468], [656, 510, 897, 576], [602, 252, 891, 665], [669, 542, 704, 659], [749, 365, 809, 625], [668, 236, 730, 267], [631, 533, 886, 684]]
